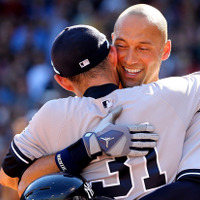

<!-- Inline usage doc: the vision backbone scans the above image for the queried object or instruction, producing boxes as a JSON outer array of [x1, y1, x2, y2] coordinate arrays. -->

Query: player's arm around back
[[139, 180, 200, 200], [18, 154, 60, 197], [0, 167, 19, 190]]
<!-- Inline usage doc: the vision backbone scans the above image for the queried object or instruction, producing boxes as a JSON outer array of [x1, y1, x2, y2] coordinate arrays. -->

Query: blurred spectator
[[26, 50, 53, 104], [0, 0, 200, 199]]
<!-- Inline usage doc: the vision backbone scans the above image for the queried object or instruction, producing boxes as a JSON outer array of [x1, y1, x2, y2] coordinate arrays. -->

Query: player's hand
[[83, 106, 159, 157], [96, 122, 158, 157]]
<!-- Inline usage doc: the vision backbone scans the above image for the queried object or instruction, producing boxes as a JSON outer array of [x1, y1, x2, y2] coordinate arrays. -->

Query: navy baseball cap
[[51, 25, 110, 77]]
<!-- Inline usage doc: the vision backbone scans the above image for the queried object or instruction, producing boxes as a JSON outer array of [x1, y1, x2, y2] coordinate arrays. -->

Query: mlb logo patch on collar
[[102, 98, 113, 109]]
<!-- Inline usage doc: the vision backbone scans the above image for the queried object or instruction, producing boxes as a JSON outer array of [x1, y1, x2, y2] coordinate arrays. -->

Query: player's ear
[[108, 45, 117, 69], [107, 45, 119, 86], [111, 32, 114, 44], [162, 40, 171, 61], [54, 75, 74, 92]]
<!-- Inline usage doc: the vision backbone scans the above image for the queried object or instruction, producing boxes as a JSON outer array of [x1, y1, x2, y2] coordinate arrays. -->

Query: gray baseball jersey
[[11, 72, 200, 199]]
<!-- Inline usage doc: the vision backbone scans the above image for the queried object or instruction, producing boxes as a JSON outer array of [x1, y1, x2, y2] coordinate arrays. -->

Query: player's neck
[[75, 77, 118, 97]]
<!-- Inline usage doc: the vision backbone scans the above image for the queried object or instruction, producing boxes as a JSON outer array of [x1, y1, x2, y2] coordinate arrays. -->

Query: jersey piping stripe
[[11, 141, 30, 164], [176, 172, 200, 181]]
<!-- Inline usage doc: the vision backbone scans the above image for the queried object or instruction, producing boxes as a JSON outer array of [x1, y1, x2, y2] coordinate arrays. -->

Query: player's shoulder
[[40, 95, 95, 116], [154, 72, 200, 91], [41, 96, 84, 110], [188, 71, 200, 76], [40, 98, 67, 112]]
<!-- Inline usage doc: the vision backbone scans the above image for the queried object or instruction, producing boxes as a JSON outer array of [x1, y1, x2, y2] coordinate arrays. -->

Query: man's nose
[[125, 48, 138, 65]]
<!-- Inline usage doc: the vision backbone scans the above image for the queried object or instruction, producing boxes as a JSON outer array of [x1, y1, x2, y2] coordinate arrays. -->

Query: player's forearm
[[139, 180, 200, 200], [0, 168, 19, 191], [18, 154, 60, 197]]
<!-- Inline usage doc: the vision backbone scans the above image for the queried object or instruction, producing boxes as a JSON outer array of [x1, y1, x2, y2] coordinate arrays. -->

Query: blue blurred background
[[0, 0, 199, 199]]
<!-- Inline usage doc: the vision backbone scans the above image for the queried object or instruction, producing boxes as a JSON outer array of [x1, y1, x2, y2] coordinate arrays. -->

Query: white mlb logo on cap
[[79, 59, 90, 68]]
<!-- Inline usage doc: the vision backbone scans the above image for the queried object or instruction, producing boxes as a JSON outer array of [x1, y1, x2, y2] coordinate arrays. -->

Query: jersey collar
[[83, 84, 118, 99]]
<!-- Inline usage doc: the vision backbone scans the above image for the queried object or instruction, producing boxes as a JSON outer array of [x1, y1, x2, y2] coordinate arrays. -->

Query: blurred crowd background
[[0, 0, 200, 199]]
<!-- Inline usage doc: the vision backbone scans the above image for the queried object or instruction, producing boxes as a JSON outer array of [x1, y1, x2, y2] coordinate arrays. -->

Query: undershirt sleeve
[[2, 141, 35, 178]]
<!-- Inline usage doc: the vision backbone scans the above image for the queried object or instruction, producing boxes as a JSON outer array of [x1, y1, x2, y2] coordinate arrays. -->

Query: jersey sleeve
[[154, 72, 200, 128], [2, 99, 66, 178], [176, 111, 200, 181]]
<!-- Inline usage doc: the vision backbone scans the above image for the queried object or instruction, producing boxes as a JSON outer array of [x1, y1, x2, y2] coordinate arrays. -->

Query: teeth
[[124, 68, 142, 73]]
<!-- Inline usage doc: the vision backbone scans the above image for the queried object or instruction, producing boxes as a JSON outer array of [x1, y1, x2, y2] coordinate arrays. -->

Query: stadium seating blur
[[0, 0, 199, 199]]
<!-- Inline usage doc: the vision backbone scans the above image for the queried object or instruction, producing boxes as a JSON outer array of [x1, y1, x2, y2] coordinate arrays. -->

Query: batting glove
[[83, 106, 158, 157]]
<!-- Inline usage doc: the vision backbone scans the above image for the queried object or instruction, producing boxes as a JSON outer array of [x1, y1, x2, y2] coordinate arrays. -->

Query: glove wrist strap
[[82, 132, 102, 158], [55, 138, 102, 175]]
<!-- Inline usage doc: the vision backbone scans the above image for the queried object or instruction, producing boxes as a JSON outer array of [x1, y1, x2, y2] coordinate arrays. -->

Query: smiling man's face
[[112, 14, 170, 88]]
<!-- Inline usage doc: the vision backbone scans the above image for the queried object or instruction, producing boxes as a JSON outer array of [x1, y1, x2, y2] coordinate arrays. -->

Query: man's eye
[[116, 44, 126, 48], [139, 47, 149, 51]]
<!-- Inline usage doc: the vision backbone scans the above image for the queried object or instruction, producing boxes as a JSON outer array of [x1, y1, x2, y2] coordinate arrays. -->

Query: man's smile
[[123, 67, 143, 75]]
